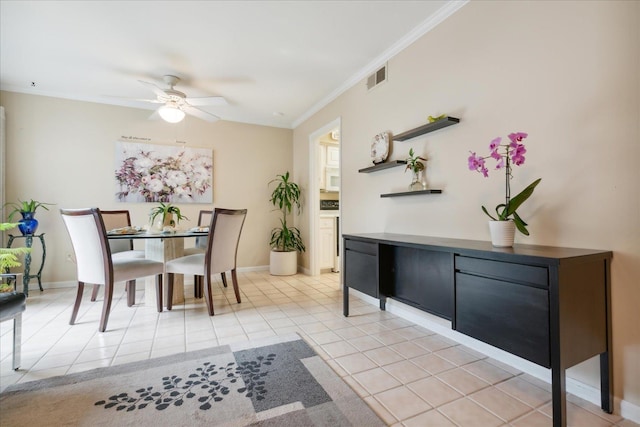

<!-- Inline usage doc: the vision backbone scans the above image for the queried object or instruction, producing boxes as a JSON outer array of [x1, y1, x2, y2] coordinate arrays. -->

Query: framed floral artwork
[[114, 142, 213, 203]]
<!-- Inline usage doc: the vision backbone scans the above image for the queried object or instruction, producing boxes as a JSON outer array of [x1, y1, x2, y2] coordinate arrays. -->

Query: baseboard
[[348, 289, 640, 424]]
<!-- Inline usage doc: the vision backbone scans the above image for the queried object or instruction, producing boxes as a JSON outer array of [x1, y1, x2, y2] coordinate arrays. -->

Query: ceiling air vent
[[366, 64, 387, 91]]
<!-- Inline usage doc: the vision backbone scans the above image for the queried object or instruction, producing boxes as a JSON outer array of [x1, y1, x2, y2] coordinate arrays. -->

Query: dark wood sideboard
[[343, 233, 612, 427]]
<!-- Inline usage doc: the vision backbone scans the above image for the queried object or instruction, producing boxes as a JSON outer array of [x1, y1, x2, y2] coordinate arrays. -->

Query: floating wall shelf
[[393, 116, 460, 141], [381, 189, 443, 198], [358, 160, 407, 173]]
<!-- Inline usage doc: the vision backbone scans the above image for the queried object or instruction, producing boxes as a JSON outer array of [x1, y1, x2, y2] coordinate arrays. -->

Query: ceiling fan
[[137, 75, 227, 123]]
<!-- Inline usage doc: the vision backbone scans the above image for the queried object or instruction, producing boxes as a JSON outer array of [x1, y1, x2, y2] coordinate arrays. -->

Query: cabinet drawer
[[455, 272, 550, 367], [345, 250, 378, 298], [455, 256, 548, 288], [345, 239, 377, 256]]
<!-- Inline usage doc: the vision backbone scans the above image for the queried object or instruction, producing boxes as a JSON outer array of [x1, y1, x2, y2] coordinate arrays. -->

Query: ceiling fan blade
[[138, 79, 167, 98], [183, 105, 220, 123], [185, 96, 228, 107]]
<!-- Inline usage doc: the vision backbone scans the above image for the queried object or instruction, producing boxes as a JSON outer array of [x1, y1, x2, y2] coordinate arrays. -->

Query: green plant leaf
[[505, 178, 541, 218], [481, 206, 498, 221], [512, 212, 530, 235]]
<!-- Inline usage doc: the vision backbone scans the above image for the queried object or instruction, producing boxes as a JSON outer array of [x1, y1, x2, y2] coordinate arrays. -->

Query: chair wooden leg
[[90, 284, 99, 302], [231, 269, 241, 304], [221, 272, 228, 288], [13, 313, 22, 370], [155, 274, 163, 313], [70, 281, 85, 325], [194, 275, 202, 299], [99, 280, 114, 333], [204, 274, 215, 316], [126, 280, 136, 307], [167, 273, 174, 311]]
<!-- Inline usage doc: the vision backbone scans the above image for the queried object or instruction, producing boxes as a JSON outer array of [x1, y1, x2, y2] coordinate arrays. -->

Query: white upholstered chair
[[165, 208, 247, 316], [60, 208, 165, 332], [91, 209, 146, 304], [182, 209, 231, 297]]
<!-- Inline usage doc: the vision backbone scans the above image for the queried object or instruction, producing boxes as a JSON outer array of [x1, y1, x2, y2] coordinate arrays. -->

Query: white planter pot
[[270, 250, 298, 276], [488, 220, 516, 247]]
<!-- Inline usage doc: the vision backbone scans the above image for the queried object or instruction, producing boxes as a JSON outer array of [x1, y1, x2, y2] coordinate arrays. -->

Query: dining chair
[[165, 208, 247, 316], [183, 209, 229, 298], [90, 210, 145, 304], [60, 208, 165, 332]]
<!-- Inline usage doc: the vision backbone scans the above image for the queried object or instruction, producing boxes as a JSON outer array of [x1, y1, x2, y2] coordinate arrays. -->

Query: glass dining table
[[107, 230, 208, 308]]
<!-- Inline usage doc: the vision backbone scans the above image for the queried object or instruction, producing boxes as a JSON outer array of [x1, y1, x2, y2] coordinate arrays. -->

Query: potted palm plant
[[269, 171, 305, 275], [4, 199, 54, 235]]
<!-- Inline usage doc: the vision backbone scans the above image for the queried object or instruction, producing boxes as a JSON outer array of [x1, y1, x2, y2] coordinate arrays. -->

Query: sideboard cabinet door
[[455, 272, 550, 367], [344, 239, 378, 298]]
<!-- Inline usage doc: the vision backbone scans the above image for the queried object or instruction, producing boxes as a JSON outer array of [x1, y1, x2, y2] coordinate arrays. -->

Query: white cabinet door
[[326, 145, 340, 167], [319, 217, 335, 269]]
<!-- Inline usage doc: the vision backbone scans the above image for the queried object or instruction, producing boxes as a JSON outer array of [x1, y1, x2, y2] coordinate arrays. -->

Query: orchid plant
[[468, 132, 541, 235]]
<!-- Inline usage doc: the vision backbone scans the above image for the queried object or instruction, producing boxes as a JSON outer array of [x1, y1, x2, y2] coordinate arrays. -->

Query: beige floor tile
[[437, 368, 491, 395], [462, 359, 515, 385], [334, 352, 378, 375], [496, 376, 552, 408], [539, 401, 615, 427], [438, 397, 504, 427], [369, 330, 407, 346], [567, 393, 623, 424], [407, 376, 463, 407], [412, 353, 457, 375], [383, 360, 430, 384], [352, 367, 402, 395], [334, 326, 368, 340], [349, 335, 384, 352], [413, 335, 456, 352], [403, 409, 457, 427], [388, 341, 429, 359], [374, 386, 432, 420], [469, 386, 533, 422], [308, 330, 342, 345], [511, 410, 553, 427], [364, 395, 398, 425], [435, 345, 483, 366], [321, 340, 359, 358], [364, 346, 405, 366]]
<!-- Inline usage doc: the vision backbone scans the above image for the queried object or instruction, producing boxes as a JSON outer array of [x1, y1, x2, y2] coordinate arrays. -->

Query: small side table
[[6, 234, 46, 296]]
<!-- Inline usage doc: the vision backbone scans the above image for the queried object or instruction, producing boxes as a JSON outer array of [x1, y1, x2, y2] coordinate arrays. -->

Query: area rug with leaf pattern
[[0, 334, 384, 426]]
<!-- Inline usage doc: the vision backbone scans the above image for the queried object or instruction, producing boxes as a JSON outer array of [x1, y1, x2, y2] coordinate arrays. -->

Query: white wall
[[293, 0, 639, 414], [0, 91, 293, 283]]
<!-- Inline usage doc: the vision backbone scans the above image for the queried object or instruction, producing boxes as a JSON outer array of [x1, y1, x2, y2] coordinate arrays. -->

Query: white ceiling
[[0, 1, 466, 129]]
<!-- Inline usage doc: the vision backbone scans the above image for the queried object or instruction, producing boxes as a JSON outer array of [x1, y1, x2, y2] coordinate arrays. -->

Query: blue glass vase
[[18, 212, 38, 235]]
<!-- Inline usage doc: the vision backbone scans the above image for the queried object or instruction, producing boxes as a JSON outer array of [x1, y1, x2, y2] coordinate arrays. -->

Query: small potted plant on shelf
[[148, 203, 188, 233], [269, 171, 305, 276], [406, 148, 427, 191], [0, 222, 30, 293], [4, 199, 55, 236]]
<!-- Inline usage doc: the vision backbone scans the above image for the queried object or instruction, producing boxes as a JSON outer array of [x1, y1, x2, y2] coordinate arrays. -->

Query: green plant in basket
[[269, 172, 305, 253]]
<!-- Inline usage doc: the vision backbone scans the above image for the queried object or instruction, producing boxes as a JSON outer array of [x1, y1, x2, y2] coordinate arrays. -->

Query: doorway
[[308, 118, 341, 277]]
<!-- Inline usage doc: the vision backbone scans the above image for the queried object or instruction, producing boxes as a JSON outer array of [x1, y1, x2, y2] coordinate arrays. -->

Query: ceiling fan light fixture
[[158, 104, 185, 123]]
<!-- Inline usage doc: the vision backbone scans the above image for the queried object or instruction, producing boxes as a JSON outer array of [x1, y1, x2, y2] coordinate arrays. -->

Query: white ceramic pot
[[488, 220, 516, 247], [270, 250, 298, 275]]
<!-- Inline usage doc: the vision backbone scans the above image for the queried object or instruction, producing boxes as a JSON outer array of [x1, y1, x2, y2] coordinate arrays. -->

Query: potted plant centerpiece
[[468, 132, 541, 247], [148, 203, 188, 233], [0, 222, 31, 293], [4, 199, 55, 235], [269, 171, 305, 275]]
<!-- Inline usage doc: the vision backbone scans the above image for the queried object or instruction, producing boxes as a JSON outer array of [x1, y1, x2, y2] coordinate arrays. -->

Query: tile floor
[[1, 272, 636, 427]]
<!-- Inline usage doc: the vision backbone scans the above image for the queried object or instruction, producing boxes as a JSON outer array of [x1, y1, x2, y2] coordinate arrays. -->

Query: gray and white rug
[[0, 334, 384, 426]]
